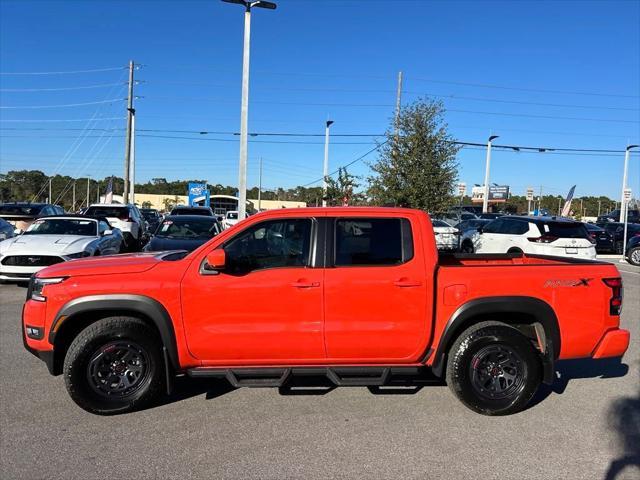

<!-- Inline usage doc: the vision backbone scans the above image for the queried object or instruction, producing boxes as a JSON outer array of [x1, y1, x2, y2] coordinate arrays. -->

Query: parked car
[[584, 223, 614, 253], [597, 222, 640, 254], [456, 219, 493, 253], [140, 208, 162, 232], [0, 218, 16, 241], [143, 215, 222, 253], [597, 209, 640, 224], [170, 206, 215, 217], [472, 216, 596, 259], [0, 202, 65, 234], [83, 204, 145, 251], [23, 207, 629, 416], [625, 235, 640, 266], [431, 219, 458, 251], [222, 210, 244, 229], [0, 215, 122, 282]]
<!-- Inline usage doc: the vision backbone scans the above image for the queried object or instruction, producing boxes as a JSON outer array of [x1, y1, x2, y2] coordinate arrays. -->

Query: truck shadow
[[603, 363, 639, 480]]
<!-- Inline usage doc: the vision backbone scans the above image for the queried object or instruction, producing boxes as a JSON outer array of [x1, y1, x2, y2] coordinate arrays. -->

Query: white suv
[[84, 204, 146, 251], [471, 216, 596, 259]]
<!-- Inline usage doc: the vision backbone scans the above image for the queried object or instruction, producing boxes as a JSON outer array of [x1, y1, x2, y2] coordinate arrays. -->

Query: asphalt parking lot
[[1, 261, 638, 480]]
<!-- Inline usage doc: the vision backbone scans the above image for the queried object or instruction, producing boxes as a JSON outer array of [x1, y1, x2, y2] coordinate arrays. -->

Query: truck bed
[[439, 252, 609, 267]]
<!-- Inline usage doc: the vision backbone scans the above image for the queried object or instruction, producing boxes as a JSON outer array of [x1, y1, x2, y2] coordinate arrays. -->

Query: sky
[[1, 0, 639, 200]]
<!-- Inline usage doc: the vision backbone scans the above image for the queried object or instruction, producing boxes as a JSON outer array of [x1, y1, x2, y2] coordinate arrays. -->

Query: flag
[[104, 176, 114, 204], [561, 185, 576, 217]]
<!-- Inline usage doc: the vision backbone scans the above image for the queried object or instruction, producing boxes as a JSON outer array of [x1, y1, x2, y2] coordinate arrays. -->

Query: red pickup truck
[[22, 207, 629, 415]]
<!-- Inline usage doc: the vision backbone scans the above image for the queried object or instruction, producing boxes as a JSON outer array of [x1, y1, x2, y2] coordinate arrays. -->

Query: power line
[[0, 82, 126, 92], [446, 108, 638, 124], [0, 66, 127, 75], [0, 117, 126, 123], [0, 98, 127, 109]]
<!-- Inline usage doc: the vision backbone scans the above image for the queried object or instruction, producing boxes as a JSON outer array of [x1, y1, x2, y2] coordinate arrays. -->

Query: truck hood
[[0, 234, 95, 255], [36, 252, 164, 278]]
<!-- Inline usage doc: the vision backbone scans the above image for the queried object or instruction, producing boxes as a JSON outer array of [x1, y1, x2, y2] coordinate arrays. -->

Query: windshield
[[155, 218, 219, 238], [0, 205, 44, 216], [432, 220, 452, 228], [85, 206, 128, 219], [25, 218, 97, 236]]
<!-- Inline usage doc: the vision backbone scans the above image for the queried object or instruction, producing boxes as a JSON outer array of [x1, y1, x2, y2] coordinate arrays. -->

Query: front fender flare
[[49, 294, 179, 370]]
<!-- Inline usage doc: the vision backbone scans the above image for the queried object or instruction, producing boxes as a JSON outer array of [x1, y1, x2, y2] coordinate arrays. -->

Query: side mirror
[[103, 229, 113, 236], [205, 249, 226, 271]]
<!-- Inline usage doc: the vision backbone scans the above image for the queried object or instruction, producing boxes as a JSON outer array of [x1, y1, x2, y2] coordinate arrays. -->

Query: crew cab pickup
[[22, 208, 630, 415]]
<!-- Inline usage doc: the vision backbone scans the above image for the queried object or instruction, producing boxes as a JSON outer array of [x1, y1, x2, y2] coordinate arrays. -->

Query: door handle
[[291, 280, 320, 288], [393, 278, 422, 287]]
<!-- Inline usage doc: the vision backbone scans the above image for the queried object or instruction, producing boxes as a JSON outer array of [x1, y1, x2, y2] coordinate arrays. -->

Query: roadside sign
[[624, 188, 632, 202], [458, 182, 466, 196], [526, 188, 534, 201]]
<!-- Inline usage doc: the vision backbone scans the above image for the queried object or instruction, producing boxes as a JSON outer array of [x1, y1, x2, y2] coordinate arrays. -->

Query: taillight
[[528, 234, 559, 243], [603, 277, 623, 316]]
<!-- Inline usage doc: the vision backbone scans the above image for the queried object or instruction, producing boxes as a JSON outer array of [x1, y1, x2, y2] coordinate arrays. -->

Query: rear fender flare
[[431, 296, 560, 384]]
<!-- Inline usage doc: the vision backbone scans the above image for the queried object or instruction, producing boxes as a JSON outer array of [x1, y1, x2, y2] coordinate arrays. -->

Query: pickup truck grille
[[1, 255, 65, 267]]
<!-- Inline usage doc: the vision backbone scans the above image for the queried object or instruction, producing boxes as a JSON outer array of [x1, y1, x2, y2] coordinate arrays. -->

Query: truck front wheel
[[446, 322, 541, 416], [63, 317, 165, 415]]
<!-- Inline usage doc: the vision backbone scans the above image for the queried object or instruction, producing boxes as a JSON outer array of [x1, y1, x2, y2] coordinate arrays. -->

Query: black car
[[0, 202, 65, 233], [170, 206, 214, 217], [0, 218, 16, 241], [584, 223, 614, 253], [143, 215, 222, 253], [625, 235, 640, 266], [597, 222, 640, 253], [140, 208, 162, 231], [597, 209, 640, 224]]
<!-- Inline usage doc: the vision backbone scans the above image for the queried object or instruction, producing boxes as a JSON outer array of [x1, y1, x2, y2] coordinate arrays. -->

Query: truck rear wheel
[[446, 322, 541, 416], [63, 317, 165, 415]]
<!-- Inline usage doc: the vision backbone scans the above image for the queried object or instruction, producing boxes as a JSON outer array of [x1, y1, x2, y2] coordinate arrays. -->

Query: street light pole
[[222, 0, 276, 221], [322, 120, 334, 207], [482, 135, 499, 214], [86, 176, 91, 208], [619, 145, 638, 222]]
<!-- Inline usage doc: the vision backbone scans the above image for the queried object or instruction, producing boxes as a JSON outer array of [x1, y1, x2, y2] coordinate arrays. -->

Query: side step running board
[[187, 366, 423, 388]]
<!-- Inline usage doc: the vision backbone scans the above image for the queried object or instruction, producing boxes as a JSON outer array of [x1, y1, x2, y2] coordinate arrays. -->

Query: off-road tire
[[63, 317, 164, 415], [446, 321, 541, 416]]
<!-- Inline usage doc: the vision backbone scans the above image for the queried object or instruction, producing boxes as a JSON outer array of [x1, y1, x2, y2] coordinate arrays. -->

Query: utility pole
[[580, 198, 583, 217], [619, 145, 639, 222], [86, 176, 91, 208], [96, 184, 100, 203], [394, 71, 403, 133], [257, 156, 262, 211], [557, 197, 562, 216], [597, 199, 601, 217], [222, 0, 277, 221], [538, 185, 543, 214], [72, 181, 76, 211], [48, 178, 52, 204], [123, 60, 135, 205], [130, 110, 136, 205], [482, 135, 499, 214], [322, 120, 334, 207]]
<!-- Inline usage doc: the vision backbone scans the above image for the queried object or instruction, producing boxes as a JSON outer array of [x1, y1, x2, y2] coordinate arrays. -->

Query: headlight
[[29, 277, 66, 302], [65, 251, 91, 259]]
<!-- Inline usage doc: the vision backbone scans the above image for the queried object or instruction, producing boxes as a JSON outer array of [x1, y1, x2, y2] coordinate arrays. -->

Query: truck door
[[323, 216, 431, 362], [180, 217, 325, 363]]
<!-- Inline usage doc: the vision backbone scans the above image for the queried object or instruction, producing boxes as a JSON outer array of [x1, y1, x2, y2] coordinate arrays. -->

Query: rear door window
[[334, 218, 412, 266], [481, 219, 504, 234], [503, 220, 529, 235]]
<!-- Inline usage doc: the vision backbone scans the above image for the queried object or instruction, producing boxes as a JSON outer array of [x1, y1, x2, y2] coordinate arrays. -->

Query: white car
[[84, 204, 145, 251], [0, 216, 122, 282], [432, 219, 459, 251], [222, 210, 243, 230], [471, 216, 596, 259]]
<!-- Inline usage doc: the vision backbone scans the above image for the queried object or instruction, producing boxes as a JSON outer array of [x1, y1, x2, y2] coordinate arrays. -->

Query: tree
[[325, 167, 363, 206], [367, 99, 460, 212]]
